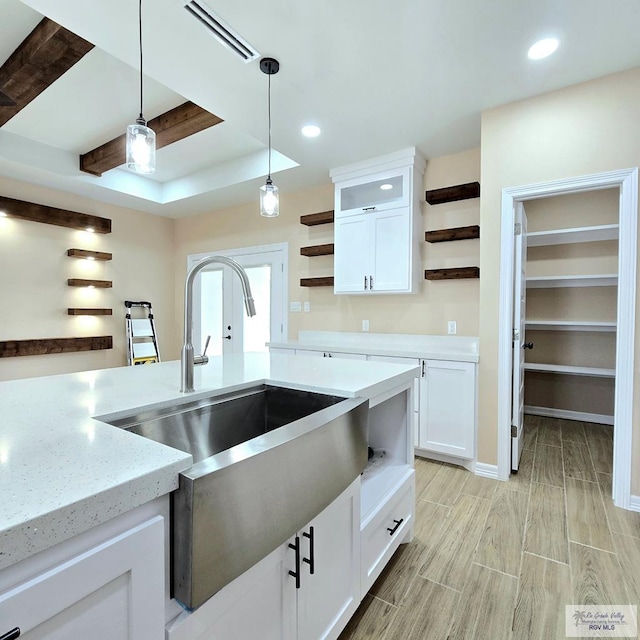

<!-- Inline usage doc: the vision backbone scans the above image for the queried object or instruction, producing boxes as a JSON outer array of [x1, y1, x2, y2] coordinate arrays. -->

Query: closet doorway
[[497, 168, 638, 509]]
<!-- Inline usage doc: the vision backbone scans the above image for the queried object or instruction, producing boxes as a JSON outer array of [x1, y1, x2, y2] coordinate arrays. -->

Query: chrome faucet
[[181, 255, 256, 392]]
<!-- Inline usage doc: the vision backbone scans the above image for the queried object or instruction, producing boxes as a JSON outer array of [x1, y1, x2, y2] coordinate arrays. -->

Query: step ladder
[[125, 301, 160, 365]]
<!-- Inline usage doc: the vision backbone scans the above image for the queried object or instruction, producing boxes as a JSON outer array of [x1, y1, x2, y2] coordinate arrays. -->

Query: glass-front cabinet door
[[336, 167, 410, 218]]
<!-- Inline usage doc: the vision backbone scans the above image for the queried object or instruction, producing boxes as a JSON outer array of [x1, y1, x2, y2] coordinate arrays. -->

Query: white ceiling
[[1, 0, 639, 218]]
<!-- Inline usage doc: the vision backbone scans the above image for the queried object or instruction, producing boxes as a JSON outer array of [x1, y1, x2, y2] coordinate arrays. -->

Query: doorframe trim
[[187, 242, 289, 346], [497, 168, 637, 509]]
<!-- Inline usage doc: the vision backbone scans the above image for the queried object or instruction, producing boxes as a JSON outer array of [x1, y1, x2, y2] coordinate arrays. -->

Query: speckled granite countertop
[[0, 352, 418, 570]]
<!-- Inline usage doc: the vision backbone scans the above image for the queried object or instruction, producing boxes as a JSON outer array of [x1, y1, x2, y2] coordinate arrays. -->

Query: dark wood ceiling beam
[[0, 18, 94, 127], [79, 102, 224, 176]]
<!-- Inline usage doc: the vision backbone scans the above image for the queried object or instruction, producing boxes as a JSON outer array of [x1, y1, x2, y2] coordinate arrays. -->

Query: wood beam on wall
[[0, 195, 111, 233], [0, 18, 94, 127], [79, 102, 224, 176]]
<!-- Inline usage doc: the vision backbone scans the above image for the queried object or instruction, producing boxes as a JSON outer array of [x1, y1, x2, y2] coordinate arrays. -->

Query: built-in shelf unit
[[524, 201, 618, 423]]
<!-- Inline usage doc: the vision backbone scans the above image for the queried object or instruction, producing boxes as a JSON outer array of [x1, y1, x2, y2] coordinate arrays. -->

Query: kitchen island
[[0, 352, 418, 639]]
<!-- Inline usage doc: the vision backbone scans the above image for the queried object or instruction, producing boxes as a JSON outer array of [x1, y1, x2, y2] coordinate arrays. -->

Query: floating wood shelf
[[67, 248, 112, 261], [67, 278, 113, 288], [426, 225, 480, 243], [0, 195, 111, 233], [0, 336, 113, 358], [425, 182, 480, 205], [68, 308, 112, 316], [300, 210, 335, 226], [425, 267, 479, 281], [300, 244, 335, 257], [300, 277, 334, 287]]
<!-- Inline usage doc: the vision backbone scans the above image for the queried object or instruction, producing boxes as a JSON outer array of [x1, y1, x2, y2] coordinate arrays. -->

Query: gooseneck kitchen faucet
[[181, 255, 256, 392]]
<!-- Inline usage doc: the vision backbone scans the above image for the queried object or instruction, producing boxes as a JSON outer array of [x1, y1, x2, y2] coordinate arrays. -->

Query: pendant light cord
[[267, 70, 272, 179], [138, 0, 144, 121]]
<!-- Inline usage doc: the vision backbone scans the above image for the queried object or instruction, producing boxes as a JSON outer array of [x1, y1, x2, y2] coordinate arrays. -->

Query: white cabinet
[[331, 147, 425, 295], [167, 479, 360, 640], [0, 517, 164, 640], [419, 360, 476, 459]]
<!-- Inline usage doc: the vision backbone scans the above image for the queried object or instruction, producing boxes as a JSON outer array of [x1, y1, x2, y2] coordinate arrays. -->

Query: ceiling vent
[[183, 1, 260, 63]]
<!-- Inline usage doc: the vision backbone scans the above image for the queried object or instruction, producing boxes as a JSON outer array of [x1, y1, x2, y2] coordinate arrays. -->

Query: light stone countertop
[[267, 331, 480, 363], [0, 352, 418, 570]]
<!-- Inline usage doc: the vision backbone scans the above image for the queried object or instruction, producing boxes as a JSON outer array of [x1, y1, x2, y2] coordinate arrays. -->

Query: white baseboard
[[629, 495, 640, 513], [474, 462, 499, 479], [414, 448, 473, 472], [524, 405, 614, 426]]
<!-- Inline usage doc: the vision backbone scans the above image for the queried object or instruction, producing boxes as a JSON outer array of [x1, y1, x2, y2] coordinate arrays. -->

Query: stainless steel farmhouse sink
[[103, 385, 368, 610]]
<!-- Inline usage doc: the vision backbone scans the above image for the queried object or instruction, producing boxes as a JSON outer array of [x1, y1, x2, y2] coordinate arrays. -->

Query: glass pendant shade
[[260, 179, 279, 217], [126, 119, 156, 174]]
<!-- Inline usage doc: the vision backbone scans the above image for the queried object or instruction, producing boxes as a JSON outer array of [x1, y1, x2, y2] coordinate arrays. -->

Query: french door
[[189, 244, 287, 356]]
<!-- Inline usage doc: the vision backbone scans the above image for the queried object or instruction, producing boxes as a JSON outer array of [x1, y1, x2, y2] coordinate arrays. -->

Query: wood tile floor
[[339, 415, 640, 640]]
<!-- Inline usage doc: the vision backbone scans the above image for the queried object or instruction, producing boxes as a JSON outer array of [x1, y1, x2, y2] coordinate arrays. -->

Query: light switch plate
[[448, 320, 457, 335], [362, 320, 369, 332], [303, 301, 310, 312], [290, 301, 302, 312]]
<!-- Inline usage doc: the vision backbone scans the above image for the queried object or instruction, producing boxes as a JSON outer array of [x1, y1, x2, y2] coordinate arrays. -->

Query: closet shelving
[[525, 216, 618, 421]]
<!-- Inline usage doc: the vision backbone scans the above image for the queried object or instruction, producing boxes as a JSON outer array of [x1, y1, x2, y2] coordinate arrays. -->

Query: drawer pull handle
[[303, 526, 315, 575], [387, 518, 404, 536], [288, 536, 301, 589], [0, 629, 21, 640]]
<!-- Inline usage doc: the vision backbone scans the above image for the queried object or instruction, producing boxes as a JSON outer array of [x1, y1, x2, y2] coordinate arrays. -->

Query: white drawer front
[[361, 473, 413, 593]]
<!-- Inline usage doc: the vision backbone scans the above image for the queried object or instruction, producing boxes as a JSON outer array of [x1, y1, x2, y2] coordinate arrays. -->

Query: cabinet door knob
[[288, 536, 301, 589], [0, 628, 21, 640], [302, 526, 315, 575], [523, 342, 534, 350], [387, 518, 404, 536]]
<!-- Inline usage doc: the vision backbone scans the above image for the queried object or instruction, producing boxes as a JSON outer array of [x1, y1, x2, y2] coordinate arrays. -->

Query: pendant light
[[126, 0, 156, 174], [259, 57, 280, 217]]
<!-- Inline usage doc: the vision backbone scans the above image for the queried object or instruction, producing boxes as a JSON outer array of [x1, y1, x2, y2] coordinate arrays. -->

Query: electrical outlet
[[448, 320, 457, 335], [303, 301, 310, 312], [290, 301, 302, 312], [362, 320, 370, 332]]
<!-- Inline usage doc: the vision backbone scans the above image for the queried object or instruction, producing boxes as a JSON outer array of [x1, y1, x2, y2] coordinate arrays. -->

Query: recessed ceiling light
[[528, 37, 559, 60], [301, 124, 321, 138], [380, 184, 394, 190], [85, 227, 95, 233]]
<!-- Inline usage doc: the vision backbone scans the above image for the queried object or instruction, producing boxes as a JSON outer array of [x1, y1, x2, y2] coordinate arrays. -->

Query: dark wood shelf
[[300, 210, 335, 226], [67, 278, 113, 288], [0, 195, 111, 233], [425, 267, 480, 280], [68, 308, 113, 316], [67, 248, 112, 261], [300, 277, 334, 287], [300, 243, 335, 257], [426, 225, 480, 243], [425, 182, 480, 206], [0, 336, 113, 358]]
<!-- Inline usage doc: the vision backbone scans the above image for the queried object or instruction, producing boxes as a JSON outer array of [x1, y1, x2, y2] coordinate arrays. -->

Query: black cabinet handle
[[523, 342, 534, 349], [0, 628, 21, 640], [288, 536, 301, 589], [387, 518, 404, 536], [303, 526, 315, 575]]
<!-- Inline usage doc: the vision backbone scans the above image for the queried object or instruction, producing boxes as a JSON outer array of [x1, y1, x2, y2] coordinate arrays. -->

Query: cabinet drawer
[[361, 472, 414, 593]]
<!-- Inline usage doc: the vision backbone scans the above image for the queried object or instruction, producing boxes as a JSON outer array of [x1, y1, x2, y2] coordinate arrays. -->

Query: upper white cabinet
[[331, 147, 425, 295]]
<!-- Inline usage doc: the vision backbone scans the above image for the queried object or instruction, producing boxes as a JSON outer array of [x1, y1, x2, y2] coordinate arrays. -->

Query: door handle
[[302, 526, 315, 575], [0, 629, 20, 640], [288, 536, 301, 589], [223, 335, 232, 340], [523, 342, 534, 349]]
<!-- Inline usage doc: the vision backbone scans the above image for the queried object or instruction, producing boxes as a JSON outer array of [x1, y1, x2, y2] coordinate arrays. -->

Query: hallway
[[339, 415, 640, 639]]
